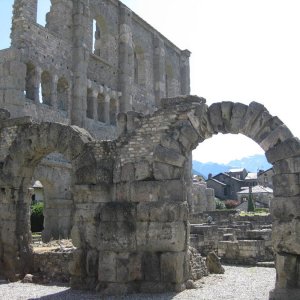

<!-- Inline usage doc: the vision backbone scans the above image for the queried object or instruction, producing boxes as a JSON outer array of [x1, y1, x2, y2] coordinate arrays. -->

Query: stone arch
[[1, 122, 94, 279], [113, 96, 299, 296]]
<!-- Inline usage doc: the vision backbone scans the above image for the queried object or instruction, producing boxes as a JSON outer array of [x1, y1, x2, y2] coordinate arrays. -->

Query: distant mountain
[[192, 154, 272, 179]]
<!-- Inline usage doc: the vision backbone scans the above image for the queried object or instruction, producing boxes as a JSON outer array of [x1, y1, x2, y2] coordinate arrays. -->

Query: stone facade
[[0, 0, 190, 241], [1, 97, 300, 298]]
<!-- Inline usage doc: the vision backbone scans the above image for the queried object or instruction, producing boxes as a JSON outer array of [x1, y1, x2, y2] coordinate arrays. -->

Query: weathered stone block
[[153, 162, 181, 180], [273, 157, 300, 174], [208, 102, 224, 133], [239, 102, 266, 136], [86, 250, 98, 276], [137, 221, 186, 252], [187, 105, 213, 139], [266, 137, 300, 163], [229, 102, 248, 133], [130, 181, 160, 202], [275, 253, 300, 289], [153, 145, 185, 167], [160, 134, 181, 152], [98, 251, 116, 282], [253, 116, 283, 144], [272, 174, 300, 197], [142, 252, 161, 281], [259, 125, 294, 152], [160, 251, 188, 283], [114, 182, 130, 202], [136, 201, 188, 222], [116, 252, 142, 282], [273, 219, 300, 255], [177, 120, 199, 150], [245, 109, 272, 139], [120, 162, 135, 182], [271, 196, 300, 221], [134, 160, 152, 181], [97, 202, 136, 222], [97, 221, 136, 251]]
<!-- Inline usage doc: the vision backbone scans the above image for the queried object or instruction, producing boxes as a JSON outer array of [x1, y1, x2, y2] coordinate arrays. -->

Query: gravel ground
[[0, 265, 276, 300]]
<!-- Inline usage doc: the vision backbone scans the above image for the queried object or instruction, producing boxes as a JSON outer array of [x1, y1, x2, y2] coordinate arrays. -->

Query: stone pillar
[[153, 35, 166, 107], [34, 66, 42, 104], [50, 75, 58, 108], [118, 5, 134, 113], [180, 50, 191, 95], [71, 0, 90, 128], [104, 95, 110, 125], [92, 90, 98, 121]]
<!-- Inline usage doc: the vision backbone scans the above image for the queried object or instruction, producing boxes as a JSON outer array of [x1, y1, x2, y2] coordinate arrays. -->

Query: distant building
[[244, 172, 258, 187], [257, 168, 274, 188], [227, 168, 248, 180], [207, 173, 244, 200]]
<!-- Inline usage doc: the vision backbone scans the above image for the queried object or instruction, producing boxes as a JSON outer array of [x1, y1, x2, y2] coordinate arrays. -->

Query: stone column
[[180, 49, 191, 95], [153, 35, 166, 107], [50, 75, 58, 108], [71, 0, 90, 127], [34, 66, 42, 104], [92, 90, 98, 121], [104, 94, 110, 125], [118, 5, 134, 113]]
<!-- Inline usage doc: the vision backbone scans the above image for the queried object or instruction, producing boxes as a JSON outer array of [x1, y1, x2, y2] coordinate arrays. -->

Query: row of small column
[[87, 81, 122, 125], [25, 64, 70, 111]]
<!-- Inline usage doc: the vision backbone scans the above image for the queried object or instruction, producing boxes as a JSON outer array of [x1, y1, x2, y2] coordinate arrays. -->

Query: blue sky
[[1, 0, 300, 163]]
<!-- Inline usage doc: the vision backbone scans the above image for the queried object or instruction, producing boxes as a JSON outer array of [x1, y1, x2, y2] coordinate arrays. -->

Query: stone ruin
[[1, 97, 300, 299], [0, 0, 299, 299]]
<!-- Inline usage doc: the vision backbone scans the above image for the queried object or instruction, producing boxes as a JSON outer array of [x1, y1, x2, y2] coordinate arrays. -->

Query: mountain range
[[192, 154, 272, 179]]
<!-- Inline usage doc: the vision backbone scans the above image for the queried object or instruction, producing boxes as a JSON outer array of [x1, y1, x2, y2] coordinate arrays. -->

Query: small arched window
[[98, 93, 105, 123], [25, 63, 36, 101], [41, 71, 51, 105]]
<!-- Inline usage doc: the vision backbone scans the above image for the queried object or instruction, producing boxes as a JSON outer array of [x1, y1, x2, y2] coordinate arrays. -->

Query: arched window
[[57, 77, 69, 111], [98, 93, 105, 123], [86, 88, 94, 119], [25, 63, 36, 101], [41, 71, 51, 105], [110, 98, 117, 125]]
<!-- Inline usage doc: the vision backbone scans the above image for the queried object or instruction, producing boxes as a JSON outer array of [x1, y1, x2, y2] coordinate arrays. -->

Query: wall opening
[[110, 98, 117, 125], [37, 0, 51, 26], [57, 77, 69, 111], [191, 133, 272, 210], [86, 88, 94, 119], [31, 152, 73, 243], [41, 71, 51, 105], [98, 93, 105, 123], [25, 63, 36, 101]]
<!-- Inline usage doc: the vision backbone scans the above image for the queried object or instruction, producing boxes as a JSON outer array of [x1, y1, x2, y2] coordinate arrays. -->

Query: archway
[[112, 96, 299, 297], [0, 122, 94, 279]]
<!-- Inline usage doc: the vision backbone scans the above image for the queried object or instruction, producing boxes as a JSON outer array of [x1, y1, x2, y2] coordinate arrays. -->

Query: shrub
[[224, 200, 240, 209], [31, 202, 44, 232], [216, 199, 226, 210]]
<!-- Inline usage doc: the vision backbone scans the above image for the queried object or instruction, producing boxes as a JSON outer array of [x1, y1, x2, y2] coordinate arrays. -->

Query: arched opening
[[37, 0, 51, 27], [110, 98, 117, 125], [86, 88, 94, 119], [25, 63, 36, 101], [1, 122, 94, 279], [57, 77, 69, 111], [93, 16, 106, 58], [40, 71, 51, 105], [98, 93, 105, 123], [32, 152, 73, 243]]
